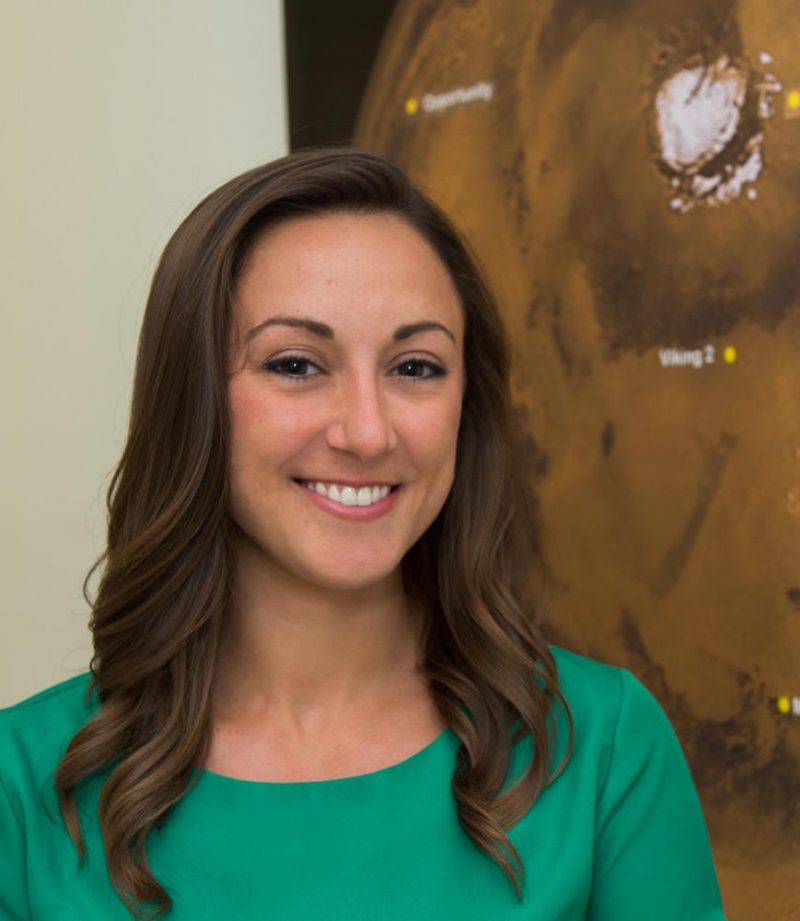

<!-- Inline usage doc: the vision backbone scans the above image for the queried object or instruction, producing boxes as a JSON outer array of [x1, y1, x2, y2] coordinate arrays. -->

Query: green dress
[[0, 647, 726, 919]]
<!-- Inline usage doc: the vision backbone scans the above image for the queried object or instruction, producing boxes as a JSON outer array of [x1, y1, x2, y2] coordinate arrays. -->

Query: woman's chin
[[297, 560, 403, 596]]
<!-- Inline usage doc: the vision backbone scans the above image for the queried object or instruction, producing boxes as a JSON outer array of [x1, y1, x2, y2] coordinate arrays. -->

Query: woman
[[0, 149, 726, 919]]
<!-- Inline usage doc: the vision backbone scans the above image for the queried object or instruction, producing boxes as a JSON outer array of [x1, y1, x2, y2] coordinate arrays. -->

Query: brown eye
[[263, 356, 322, 379], [393, 358, 445, 379]]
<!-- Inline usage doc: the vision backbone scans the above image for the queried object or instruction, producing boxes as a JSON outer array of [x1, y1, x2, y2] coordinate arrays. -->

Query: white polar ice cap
[[656, 56, 746, 172], [653, 52, 778, 213]]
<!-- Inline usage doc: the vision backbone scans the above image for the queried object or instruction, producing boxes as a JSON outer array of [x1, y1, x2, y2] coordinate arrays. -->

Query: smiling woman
[[0, 149, 726, 920]]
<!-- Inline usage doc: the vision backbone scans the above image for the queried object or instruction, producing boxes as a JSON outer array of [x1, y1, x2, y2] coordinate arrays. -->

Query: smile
[[297, 480, 395, 508]]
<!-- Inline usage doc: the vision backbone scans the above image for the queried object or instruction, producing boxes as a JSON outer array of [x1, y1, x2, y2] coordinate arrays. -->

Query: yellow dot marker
[[723, 346, 737, 364], [789, 90, 800, 110], [405, 97, 419, 116], [777, 696, 792, 714]]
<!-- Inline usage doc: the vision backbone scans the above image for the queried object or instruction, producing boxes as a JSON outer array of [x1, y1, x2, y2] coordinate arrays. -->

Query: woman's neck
[[212, 543, 427, 731]]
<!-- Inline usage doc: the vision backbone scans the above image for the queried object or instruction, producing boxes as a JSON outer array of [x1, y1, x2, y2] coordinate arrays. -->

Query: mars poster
[[289, 1, 800, 916]]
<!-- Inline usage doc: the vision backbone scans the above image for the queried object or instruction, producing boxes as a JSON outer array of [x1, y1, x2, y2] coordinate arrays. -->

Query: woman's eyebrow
[[393, 321, 455, 343], [245, 316, 455, 344], [246, 316, 334, 341]]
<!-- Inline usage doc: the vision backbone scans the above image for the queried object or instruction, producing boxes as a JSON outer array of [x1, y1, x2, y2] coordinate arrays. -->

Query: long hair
[[55, 147, 571, 917]]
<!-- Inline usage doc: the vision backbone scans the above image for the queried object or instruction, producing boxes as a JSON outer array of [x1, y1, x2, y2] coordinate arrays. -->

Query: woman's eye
[[393, 358, 445, 380], [263, 355, 321, 379]]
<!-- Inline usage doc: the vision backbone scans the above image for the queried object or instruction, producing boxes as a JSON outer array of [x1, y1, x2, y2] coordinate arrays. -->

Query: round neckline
[[198, 724, 455, 789]]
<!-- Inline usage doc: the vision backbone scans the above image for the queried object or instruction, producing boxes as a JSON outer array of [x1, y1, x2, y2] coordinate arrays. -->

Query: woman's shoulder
[[550, 644, 624, 692], [1, 671, 94, 724], [550, 643, 662, 716], [547, 644, 680, 771], [550, 643, 631, 729], [0, 673, 96, 786]]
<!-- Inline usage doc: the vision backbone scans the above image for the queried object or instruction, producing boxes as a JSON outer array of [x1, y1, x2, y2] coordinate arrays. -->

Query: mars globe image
[[356, 1, 800, 916]]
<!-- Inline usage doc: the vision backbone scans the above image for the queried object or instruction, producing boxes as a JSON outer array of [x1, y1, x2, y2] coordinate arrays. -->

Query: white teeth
[[301, 481, 393, 507]]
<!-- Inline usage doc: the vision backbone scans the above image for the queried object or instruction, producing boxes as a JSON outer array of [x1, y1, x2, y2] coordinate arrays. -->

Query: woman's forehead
[[233, 212, 465, 343]]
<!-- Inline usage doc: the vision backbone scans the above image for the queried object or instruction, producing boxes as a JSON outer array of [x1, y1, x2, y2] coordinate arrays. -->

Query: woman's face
[[227, 212, 465, 594]]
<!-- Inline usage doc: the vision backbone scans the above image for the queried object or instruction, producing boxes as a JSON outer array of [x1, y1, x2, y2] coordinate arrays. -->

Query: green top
[[0, 648, 726, 920]]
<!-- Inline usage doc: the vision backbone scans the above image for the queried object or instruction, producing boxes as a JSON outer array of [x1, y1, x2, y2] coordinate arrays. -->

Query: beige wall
[[0, 1, 288, 706]]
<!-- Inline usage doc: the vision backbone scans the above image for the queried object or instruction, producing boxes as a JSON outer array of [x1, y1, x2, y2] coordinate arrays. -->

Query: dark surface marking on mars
[[550, 295, 572, 373], [760, 251, 800, 333], [652, 431, 738, 596], [502, 147, 531, 233], [616, 608, 800, 847], [526, 285, 556, 330], [541, 0, 741, 72], [648, 1, 744, 82], [525, 297, 539, 329], [575, 214, 753, 358], [512, 407, 551, 484], [578, 215, 800, 357], [537, 0, 635, 70], [601, 421, 615, 457], [787, 587, 800, 609], [405, 0, 438, 51]]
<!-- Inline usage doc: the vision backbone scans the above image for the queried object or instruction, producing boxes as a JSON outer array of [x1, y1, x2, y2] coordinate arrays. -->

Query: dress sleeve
[[0, 773, 32, 920], [587, 669, 727, 921]]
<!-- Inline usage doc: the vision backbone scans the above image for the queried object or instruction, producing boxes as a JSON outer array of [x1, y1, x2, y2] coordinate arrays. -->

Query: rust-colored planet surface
[[356, 1, 800, 916]]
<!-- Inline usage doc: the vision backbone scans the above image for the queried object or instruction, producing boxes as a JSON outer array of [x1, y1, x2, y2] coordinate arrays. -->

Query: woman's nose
[[325, 373, 397, 458]]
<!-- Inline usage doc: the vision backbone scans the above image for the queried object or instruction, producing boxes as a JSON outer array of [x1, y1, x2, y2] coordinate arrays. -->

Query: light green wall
[[0, 0, 288, 706]]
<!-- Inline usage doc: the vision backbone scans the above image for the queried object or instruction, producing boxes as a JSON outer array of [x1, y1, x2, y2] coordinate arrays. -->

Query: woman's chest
[[26, 752, 595, 921]]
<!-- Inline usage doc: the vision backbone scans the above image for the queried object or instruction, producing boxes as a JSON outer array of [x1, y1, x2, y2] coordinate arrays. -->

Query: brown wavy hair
[[55, 147, 572, 918]]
